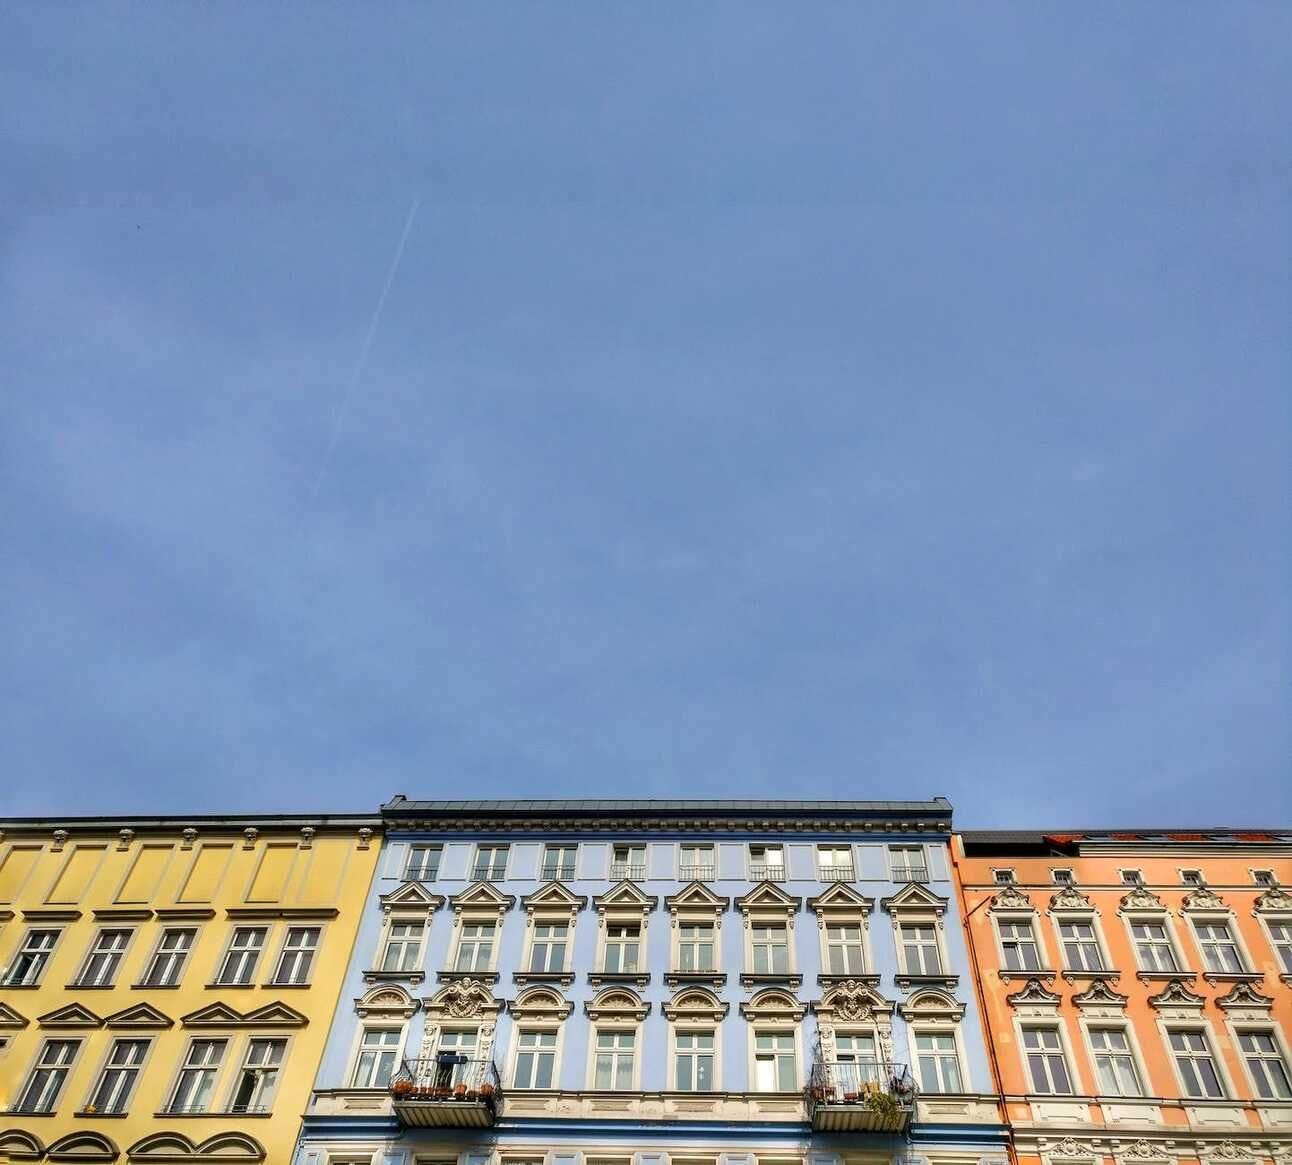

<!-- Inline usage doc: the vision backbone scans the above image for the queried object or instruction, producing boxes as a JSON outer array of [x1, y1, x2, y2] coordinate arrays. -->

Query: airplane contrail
[[310, 196, 421, 504]]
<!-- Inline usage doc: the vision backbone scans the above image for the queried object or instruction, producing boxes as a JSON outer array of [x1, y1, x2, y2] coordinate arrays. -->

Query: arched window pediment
[[663, 986, 729, 1023], [739, 987, 806, 1022], [584, 986, 650, 1022]]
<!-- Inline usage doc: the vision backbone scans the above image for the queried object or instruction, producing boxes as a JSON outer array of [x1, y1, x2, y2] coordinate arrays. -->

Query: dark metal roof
[[0, 812, 381, 833], [960, 828, 1292, 853], [383, 795, 952, 822]]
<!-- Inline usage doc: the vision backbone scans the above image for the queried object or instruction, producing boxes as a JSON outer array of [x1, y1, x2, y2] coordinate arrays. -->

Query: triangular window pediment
[[38, 1003, 104, 1029], [46, 1130, 119, 1162], [521, 880, 589, 914], [593, 880, 659, 913], [880, 882, 948, 915], [379, 881, 446, 912], [807, 882, 875, 914], [735, 881, 802, 914], [664, 881, 730, 913], [180, 1002, 245, 1028], [0, 1002, 29, 1029], [104, 1003, 173, 1030], [241, 1001, 308, 1027], [449, 881, 516, 913]]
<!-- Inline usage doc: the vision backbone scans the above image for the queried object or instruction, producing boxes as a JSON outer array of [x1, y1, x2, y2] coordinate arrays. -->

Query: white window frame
[[4, 927, 62, 986], [380, 920, 425, 973], [897, 919, 946, 977], [271, 924, 321, 985], [1156, 1019, 1233, 1100], [909, 1027, 966, 1093], [1016, 1021, 1080, 1096], [748, 1027, 801, 1093], [167, 1036, 229, 1114], [588, 1025, 641, 1091], [348, 1025, 408, 1090], [16, 1037, 82, 1114], [1051, 912, 1112, 974], [816, 845, 855, 881], [140, 926, 198, 987], [525, 920, 571, 974], [1122, 911, 1189, 975], [74, 927, 135, 988], [1076, 1020, 1150, 1098], [821, 918, 869, 976], [748, 919, 794, 976], [995, 915, 1047, 972], [889, 845, 929, 882], [748, 843, 787, 882], [600, 920, 642, 975], [404, 843, 442, 881], [1228, 1022, 1292, 1101], [84, 1035, 153, 1115], [540, 844, 578, 882], [674, 918, 720, 974], [1187, 914, 1255, 976], [671, 1027, 718, 1092], [471, 843, 510, 882], [215, 925, 268, 986], [509, 1027, 562, 1090], [1258, 914, 1292, 976], [678, 843, 716, 881], [452, 918, 499, 973], [227, 1035, 289, 1113], [609, 843, 647, 881]]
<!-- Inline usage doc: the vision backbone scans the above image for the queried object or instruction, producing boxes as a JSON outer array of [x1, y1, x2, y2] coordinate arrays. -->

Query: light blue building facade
[[294, 798, 1006, 1165]]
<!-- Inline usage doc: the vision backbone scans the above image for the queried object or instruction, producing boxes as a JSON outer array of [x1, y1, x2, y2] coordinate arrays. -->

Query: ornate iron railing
[[390, 1056, 501, 1101], [806, 1059, 915, 1130]]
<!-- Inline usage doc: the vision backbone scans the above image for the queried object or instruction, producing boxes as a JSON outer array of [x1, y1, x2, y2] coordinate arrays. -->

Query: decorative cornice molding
[[1254, 882, 1292, 913], [806, 881, 875, 915], [738, 987, 806, 1022], [422, 977, 503, 1020], [1147, 978, 1206, 1009], [508, 986, 574, 1022], [1049, 883, 1095, 912], [1006, 977, 1062, 1007], [1181, 885, 1229, 913], [592, 881, 658, 916], [1071, 979, 1129, 1008]]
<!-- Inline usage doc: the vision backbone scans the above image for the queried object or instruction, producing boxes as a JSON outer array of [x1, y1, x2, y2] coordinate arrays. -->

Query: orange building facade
[[952, 829, 1292, 1165]]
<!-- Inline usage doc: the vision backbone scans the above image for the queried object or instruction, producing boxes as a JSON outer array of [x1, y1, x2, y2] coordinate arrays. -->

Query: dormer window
[[1051, 869, 1073, 885], [1181, 870, 1203, 887], [992, 869, 1015, 886]]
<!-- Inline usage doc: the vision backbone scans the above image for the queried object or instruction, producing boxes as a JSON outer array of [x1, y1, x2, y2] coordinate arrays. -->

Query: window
[[914, 1032, 962, 1092], [230, 1038, 285, 1113], [610, 844, 646, 881], [678, 922, 715, 972], [1253, 870, 1276, 887], [594, 1031, 635, 1089], [835, 1032, 879, 1090], [77, 929, 132, 987], [993, 869, 1015, 886], [751, 923, 790, 974], [1194, 921, 1245, 974], [433, 1030, 477, 1087], [541, 845, 577, 881], [1000, 920, 1042, 971], [1180, 870, 1203, 886], [1051, 869, 1074, 885], [749, 845, 786, 881], [1170, 1029, 1224, 1097], [675, 1031, 714, 1090], [472, 844, 509, 881], [405, 845, 441, 881], [455, 922, 495, 971], [825, 922, 866, 975], [352, 1028, 401, 1088], [900, 923, 942, 975], [1130, 921, 1179, 972], [1089, 1028, 1143, 1096], [818, 846, 854, 881], [143, 928, 195, 987], [1267, 921, 1292, 974], [16, 1039, 80, 1114], [4, 928, 60, 986], [272, 926, 320, 984], [529, 923, 568, 972], [603, 923, 640, 973], [381, 922, 424, 972], [679, 845, 715, 880], [513, 1030, 557, 1088], [216, 926, 266, 985], [1238, 1031, 1292, 1099], [169, 1039, 227, 1113], [1022, 1027, 1072, 1094], [753, 1031, 797, 1091], [891, 846, 929, 882], [88, 1038, 149, 1114], [1121, 869, 1142, 885], [1058, 920, 1105, 972]]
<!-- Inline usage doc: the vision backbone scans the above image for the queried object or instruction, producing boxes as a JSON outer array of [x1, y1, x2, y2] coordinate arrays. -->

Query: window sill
[[588, 971, 651, 988], [513, 970, 576, 988], [1, 983, 43, 989], [1135, 970, 1199, 983], [740, 972, 803, 989], [1061, 969, 1121, 983], [437, 970, 499, 985], [998, 969, 1057, 982], [204, 982, 256, 990], [665, 971, 727, 989], [894, 973, 960, 991], [817, 973, 881, 987], [263, 981, 312, 989], [132, 983, 182, 990], [65, 983, 118, 990], [73, 1111, 128, 1119], [1201, 971, 1263, 984], [154, 1110, 272, 1119], [362, 968, 426, 986]]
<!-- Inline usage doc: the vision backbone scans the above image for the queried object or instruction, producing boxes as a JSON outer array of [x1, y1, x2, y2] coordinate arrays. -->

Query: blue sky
[[2, 6, 1288, 825]]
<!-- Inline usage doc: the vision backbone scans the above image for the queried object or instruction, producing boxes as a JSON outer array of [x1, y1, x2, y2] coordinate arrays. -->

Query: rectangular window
[[751, 923, 789, 974], [513, 1030, 557, 1088], [541, 845, 577, 881], [675, 1031, 714, 1091], [216, 926, 266, 985], [1194, 921, 1245, 974], [230, 1037, 286, 1113], [77, 929, 132, 987], [1022, 1027, 1072, 1094], [1253, 870, 1275, 887], [603, 923, 640, 973], [678, 922, 715, 972], [273, 926, 320, 985], [817, 846, 854, 881], [1131, 921, 1179, 972], [915, 1032, 962, 1092], [900, 923, 942, 975], [1238, 1031, 1292, 1099], [143, 928, 196, 987], [749, 845, 786, 881], [891, 846, 928, 882], [594, 1031, 635, 1089], [1051, 869, 1074, 885], [753, 1031, 797, 1091], [610, 844, 646, 881], [1180, 870, 1203, 886], [1058, 921, 1105, 972], [1089, 1028, 1143, 1096], [4, 928, 60, 986], [169, 1038, 227, 1113], [352, 1028, 401, 1088], [1169, 1029, 1224, 1098], [1000, 920, 1042, 971], [679, 845, 715, 880], [993, 869, 1015, 886], [16, 1039, 80, 1114], [825, 923, 866, 975], [89, 1038, 149, 1114], [1268, 921, 1292, 974], [1121, 869, 1142, 885], [455, 922, 495, 971], [529, 923, 568, 972], [472, 845, 509, 881], [405, 845, 441, 882], [834, 1032, 878, 1091], [433, 1030, 477, 1088], [381, 922, 424, 972]]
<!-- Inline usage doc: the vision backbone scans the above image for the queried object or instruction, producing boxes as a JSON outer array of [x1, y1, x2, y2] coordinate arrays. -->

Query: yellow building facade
[[0, 813, 380, 1165]]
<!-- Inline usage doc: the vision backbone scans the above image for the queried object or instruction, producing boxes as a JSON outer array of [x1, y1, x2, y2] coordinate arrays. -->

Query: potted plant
[[863, 1090, 900, 1121], [843, 1090, 859, 1103], [391, 1079, 413, 1098], [480, 1082, 496, 1098], [454, 1083, 468, 1098], [465, 1087, 479, 1101]]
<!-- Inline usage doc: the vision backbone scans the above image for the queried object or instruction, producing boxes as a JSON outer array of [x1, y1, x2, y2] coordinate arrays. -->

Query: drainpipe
[[950, 834, 1020, 1165]]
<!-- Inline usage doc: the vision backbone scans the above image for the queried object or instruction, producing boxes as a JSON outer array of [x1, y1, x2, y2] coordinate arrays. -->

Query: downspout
[[950, 834, 1020, 1165]]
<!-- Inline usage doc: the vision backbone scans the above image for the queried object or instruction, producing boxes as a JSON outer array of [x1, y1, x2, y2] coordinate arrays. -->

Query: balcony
[[679, 864, 715, 881], [806, 1060, 915, 1133], [819, 866, 856, 883], [891, 865, 929, 883], [471, 867, 507, 883], [749, 864, 786, 882], [610, 862, 646, 881], [390, 1057, 501, 1127], [540, 865, 576, 882]]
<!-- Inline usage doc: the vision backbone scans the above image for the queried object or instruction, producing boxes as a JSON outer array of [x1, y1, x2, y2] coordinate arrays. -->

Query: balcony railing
[[390, 1057, 501, 1127], [405, 865, 440, 882], [679, 864, 715, 881], [540, 865, 576, 881], [610, 862, 646, 881], [750, 863, 787, 882], [819, 865, 856, 882], [891, 865, 929, 883], [471, 867, 507, 883], [806, 1060, 915, 1132]]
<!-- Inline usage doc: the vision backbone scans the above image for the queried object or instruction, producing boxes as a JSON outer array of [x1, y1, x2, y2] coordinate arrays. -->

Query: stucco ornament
[[1049, 883, 1093, 911], [989, 884, 1035, 912], [1254, 882, 1292, 912], [1119, 883, 1166, 912], [832, 980, 876, 1022], [1181, 885, 1227, 912], [442, 978, 493, 1018]]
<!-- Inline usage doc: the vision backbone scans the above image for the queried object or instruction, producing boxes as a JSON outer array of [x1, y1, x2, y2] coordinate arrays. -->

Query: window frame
[[671, 1027, 718, 1092], [452, 919, 499, 974], [1017, 1022, 1078, 1096], [3, 926, 62, 987], [379, 920, 426, 974], [1050, 911, 1112, 975], [1122, 911, 1189, 976], [227, 1035, 289, 1114], [816, 844, 855, 882], [540, 844, 578, 882], [73, 926, 136, 988], [471, 843, 510, 882], [404, 844, 442, 882], [214, 924, 269, 986], [749, 1027, 800, 1093], [15, 1037, 82, 1114], [1187, 914, 1254, 977], [166, 1036, 230, 1114], [139, 926, 198, 988], [678, 843, 716, 881], [1228, 1023, 1292, 1101], [84, 1035, 153, 1115], [1258, 914, 1292, 976], [348, 1025, 408, 1090], [996, 916, 1046, 973], [748, 843, 787, 882], [910, 1027, 965, 1094], [609, 843, 647, 881], [889, 845, 929, 882], [510, 1027, 562, 1090], [270, 924, 321, 986], [588, 1026, 641, 1091], [898, 920, 946, 977], [1162, 1022, 1229, 1099], [1076, 1020, 1149, 1099]]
